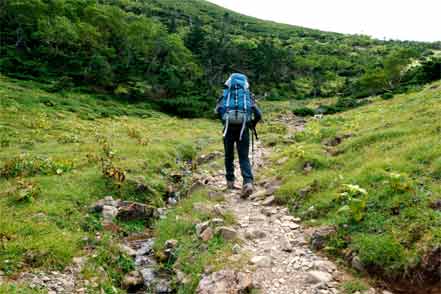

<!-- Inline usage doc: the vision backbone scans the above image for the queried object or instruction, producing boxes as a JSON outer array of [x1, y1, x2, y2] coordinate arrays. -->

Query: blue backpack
[[218, 73, 254, 139]]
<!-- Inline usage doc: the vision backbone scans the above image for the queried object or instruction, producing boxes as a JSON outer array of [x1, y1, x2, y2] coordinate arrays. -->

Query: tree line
[[1, 0, 440, 117]]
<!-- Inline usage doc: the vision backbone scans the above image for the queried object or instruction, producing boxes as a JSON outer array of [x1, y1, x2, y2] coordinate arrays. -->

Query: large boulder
[[116, 202, 155, 221]]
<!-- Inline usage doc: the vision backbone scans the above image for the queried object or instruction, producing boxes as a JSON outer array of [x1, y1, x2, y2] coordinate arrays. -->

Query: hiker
[[215, 73, 262, 197]]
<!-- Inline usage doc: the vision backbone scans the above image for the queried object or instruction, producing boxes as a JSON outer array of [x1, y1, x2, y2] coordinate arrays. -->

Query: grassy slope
[[1, 73, 440, 291], [0, 75, 225, 292], [270, 82, 441, 280]]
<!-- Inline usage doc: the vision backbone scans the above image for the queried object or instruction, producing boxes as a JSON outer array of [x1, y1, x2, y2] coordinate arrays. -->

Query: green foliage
[[381, 92, 394, 100], [0, 284, 43, 294], [9, 179, 41, 203], [87, 239, 135, 288], [341, 279, 369, 294], [351, 234, 405, 273], [0, 155, 74, 179], [0, 0, 437, 117], [271, 81, 441, 280], [0, 75, 221, 289], [153, 190, 238, 293], [292, 107, 315, 117], [337, 184, 368, 222]]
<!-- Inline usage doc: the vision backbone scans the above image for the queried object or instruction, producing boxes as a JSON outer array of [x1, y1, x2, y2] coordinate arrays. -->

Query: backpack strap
[[225, 88, 231, 113]]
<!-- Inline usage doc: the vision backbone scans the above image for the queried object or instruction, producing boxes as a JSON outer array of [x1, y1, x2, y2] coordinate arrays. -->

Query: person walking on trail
[[215, 73, 262, 197]]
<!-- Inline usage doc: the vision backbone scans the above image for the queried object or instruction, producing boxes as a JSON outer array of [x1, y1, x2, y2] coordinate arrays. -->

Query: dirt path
[[198, 118, 378, 294]]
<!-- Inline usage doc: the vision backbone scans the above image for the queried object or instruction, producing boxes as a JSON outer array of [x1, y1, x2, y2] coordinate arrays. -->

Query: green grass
[[0, 284, 44, 294], [153, 189, 244, 294], [0, 75, 222, 290], [270, 81, 441, 278], [341, 279, 369, 294]]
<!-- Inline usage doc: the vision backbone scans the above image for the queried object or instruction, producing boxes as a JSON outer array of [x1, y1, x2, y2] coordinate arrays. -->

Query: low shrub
[[351, 234, 406, 273], [292, 107, 315, 117], [381, 92, 394, 100], [0, 155, 74, 178]]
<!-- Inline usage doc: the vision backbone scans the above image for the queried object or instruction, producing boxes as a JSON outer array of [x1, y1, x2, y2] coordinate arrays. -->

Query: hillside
[[267, 82, 441, 292], [1, 0, 440, 117], [1, 79, 440, 293], [0, 74, 223, 292], [1, 1, 441, 293]]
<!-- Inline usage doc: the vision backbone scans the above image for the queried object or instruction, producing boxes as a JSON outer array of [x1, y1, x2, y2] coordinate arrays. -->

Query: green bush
[[157, 96, 212, 118], [292, 107, 315, 117], [351, 234, 405, 273], [381, 92, 394, 100]]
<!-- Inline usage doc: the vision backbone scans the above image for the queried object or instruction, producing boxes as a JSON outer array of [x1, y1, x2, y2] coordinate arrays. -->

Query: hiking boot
[[227, 181, 235, 190], [241, 183, 254, 198]]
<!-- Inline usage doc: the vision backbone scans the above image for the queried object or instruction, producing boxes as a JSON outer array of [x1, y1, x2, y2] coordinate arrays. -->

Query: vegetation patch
[[0, 76, 220, 291], [271, 82, 441, 284], [153, 190, 240, 293]]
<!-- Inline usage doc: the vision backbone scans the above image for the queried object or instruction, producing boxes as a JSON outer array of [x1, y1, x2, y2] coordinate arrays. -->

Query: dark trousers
[[223, 126, 253, 184]]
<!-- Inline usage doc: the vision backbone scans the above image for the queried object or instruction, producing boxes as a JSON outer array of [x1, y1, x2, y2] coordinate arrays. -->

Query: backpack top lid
[[224, 73, 249, 90]]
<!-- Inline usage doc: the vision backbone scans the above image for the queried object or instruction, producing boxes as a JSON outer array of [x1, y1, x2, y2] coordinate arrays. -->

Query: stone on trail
[[140, 267, 156, 288], [250, 256, 272, 267], [261, 207, 278, 216], [122, 270, 144, 290], [305, 270, 333, 285], [244, 229, 266, 240], [309, 225, 337, 250], [164, 239, 178, 249], [104, 195, 118, 206], [232, 244, 241, 254], [280, 235, 293, 252], [313, 260, 337, 273], [215, 227, 238, 241], [250, 189, 266, 200], [196, 221, 211, 235], [249, 214, 266, 222], [211, 218, 224, 227], [155, 279, 173, 293], [213, 204, 227, 216], [102, 205, 118, 222], [351, 255, 365, 272], [265, 185, 279, 196], [262, 196, 276, 206], [119, 244, 137, 257], [197, 270, 253, 294], [282, 221, 300, 230], [200, 227, 214, 242]]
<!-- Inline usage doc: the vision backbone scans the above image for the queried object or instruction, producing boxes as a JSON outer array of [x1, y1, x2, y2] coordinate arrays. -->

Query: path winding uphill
[[196, 119, 380, 294]]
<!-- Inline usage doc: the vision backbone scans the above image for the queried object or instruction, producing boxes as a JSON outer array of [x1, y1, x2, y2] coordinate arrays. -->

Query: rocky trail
[[195, 117, 379, 294], [195, 115, 391, 294]]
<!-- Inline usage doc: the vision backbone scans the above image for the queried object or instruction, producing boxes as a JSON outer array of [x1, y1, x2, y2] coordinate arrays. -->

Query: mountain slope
[[1, 0, 439, 117]]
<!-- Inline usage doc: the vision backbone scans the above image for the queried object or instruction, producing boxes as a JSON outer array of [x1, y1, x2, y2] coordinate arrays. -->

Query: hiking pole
[[251, 126, 255, 167]]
